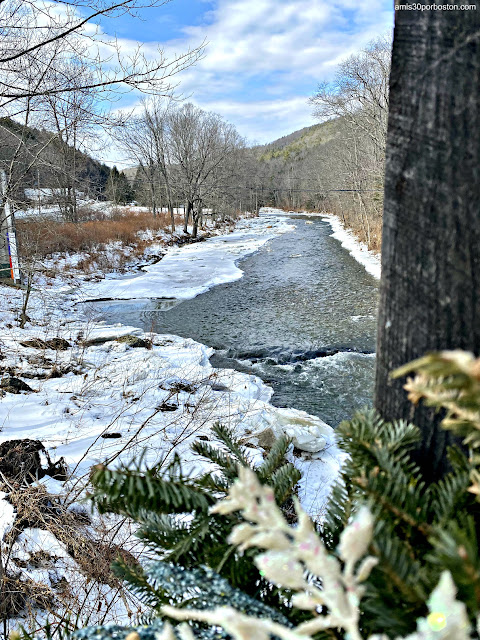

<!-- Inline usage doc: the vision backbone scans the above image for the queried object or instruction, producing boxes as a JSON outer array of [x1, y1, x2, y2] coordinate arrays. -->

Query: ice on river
[[78, 210, 294, 302], [320, 213, 381, 279]]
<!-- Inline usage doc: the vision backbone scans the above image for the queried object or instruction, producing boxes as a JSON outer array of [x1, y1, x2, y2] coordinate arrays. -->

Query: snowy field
[[0, 206, 376, 632]]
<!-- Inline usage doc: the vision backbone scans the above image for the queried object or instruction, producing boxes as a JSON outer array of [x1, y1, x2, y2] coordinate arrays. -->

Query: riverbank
[[0, 208, 347, 634], [320, 213, 381, 279], [1, 207, 377, 508]]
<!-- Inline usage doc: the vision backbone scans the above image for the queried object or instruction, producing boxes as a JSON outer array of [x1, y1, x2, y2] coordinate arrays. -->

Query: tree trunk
[[164, 181, 175, 233], [375, 6, 480, 480], [184, 201, 192, 234], [19, 272, 33, 329], [192, 205, 201, 238]]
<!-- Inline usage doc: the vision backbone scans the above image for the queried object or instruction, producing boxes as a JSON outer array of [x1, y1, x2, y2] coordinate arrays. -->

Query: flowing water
[[87, 215, 379, 426]]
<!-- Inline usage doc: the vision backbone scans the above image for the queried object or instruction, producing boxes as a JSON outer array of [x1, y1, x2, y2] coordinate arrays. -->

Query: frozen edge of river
[[0, 206, 369, 523], [0, 207, 350, 629], [0, 207, 345, 523], [320, 213, 381, 280], [73, 210, 296, 303], [264, 207, 381, 279]]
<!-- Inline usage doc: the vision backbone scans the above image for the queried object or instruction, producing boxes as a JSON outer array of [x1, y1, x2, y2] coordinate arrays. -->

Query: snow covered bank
[[0, 298, 343, 628], [0, 205, 351, 632], [77, 210, 294, 302], [0, 208, 353, 517], [320, 213, 381, 279], [0, 320, 339, 506]]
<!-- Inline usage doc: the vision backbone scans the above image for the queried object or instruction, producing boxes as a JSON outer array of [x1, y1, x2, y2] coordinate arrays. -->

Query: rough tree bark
[[375, 5, 480, 479]]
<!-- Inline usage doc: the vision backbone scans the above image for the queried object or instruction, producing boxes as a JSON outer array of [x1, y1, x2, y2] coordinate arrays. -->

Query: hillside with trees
[[0, 116, 112, 216], [253, 35, 391, 251]]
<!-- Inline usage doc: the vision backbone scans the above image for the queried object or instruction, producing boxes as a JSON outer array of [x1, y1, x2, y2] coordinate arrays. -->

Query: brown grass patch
[[16, 210, 182, 261], [1, 484, 139, 630], [5, 485, 138, 588]]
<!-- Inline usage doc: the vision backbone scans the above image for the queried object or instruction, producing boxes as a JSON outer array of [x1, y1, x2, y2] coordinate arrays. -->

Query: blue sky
[[96, 0, 393, 156]]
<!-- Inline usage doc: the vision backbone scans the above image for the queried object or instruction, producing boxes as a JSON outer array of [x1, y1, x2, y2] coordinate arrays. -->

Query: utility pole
[[0, 170, 21, 283]]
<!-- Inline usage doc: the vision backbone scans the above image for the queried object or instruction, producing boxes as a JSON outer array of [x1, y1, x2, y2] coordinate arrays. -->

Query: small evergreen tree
[[106, 166, 134, 205], [89, 423, 301, 620], [24, 352, 480, 640]]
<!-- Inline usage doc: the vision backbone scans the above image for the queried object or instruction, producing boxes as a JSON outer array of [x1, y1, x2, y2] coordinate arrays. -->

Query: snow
[[0, 207, 350, 511], [24, 188, 85, 201], [260, 207, 381, 279], [77, 211, 294, 302], [320, 213, 381, 279], [0, 206, 354, 631], [0, 325, 337, 484], [15, 197, 118, 221], [0, 491, 15, 540], [12, 528, 70, 562]]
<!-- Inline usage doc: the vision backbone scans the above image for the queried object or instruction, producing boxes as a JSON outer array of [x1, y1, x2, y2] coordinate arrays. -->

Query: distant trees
[[251, 36, 391, 248], [310, 35, 390, 246], [117, 101, 245, 235], [168, 103, 244, 236], [106, 166, 134, 205], [311, 35, 390, 158], [0, 0, 204, 259], [37, 57, 104, 221], [311, 35, 391, 198], [114, 98, 176, 228]]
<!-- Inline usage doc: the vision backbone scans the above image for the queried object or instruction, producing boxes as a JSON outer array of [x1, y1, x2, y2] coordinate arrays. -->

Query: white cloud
[[192, 96, 315, 144], [95, 0, 393, 158], [176, 0, 391, 76]]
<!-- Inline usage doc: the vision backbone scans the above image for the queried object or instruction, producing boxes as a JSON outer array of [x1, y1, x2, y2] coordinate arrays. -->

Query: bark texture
[[375, 5, 480, 479]]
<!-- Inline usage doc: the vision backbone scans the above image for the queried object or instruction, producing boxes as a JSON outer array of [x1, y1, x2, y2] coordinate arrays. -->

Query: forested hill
[[253, 35, 389, 252], [251, 117, 348, 212], [0, 117, 112, 206], [256, 118, 342, 161], [253, 115, 383, 251]]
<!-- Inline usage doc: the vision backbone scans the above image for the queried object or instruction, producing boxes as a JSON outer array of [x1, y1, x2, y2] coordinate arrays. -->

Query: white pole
[[1, 170, 21, 283]]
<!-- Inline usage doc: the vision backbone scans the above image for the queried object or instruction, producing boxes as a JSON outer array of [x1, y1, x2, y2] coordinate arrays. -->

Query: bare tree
[[307, 35, 391, 245], [168, 104, 244, 237], [143, 99, 176, 231], [0, 0, 204, 113], [311, 35, 391, 157], [113, 97, 173, 222], [37, 56, 104, 221]]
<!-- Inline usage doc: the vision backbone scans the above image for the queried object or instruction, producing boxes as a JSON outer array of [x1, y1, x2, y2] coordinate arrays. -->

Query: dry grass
[[5, 485, 137, 587], [16, 210, 182, 261], [1, 484, 139, 633], [344, 215, 382, 252], [319, 196, 383, 253]]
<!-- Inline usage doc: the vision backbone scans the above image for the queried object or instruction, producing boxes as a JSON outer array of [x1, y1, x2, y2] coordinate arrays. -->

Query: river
[[87, 213, 379, 427]]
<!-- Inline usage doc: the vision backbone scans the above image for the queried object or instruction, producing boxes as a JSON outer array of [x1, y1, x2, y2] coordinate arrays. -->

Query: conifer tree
[[89, 423, 301, 620], [83, 353, 480, 640]]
